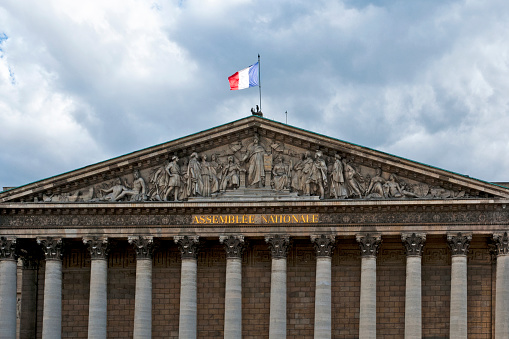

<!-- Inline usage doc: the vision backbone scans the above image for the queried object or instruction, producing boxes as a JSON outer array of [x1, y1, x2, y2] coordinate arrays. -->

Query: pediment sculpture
[[34, 132, 469, 203]]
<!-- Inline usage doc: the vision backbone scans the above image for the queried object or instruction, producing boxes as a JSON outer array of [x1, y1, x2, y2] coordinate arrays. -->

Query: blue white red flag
[[228, 62, 259, 90]]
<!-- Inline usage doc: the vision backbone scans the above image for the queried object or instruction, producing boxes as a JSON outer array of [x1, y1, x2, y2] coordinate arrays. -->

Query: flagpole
[[258, 54, 262, 112]]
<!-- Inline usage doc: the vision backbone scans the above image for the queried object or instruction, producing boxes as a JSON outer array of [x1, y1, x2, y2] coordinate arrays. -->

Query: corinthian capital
[[356, 234, 382, 258], [0, 236, 17, 260], [37, 237, 63, 260], [402, 233, 426, 257], [447, 232, 472, 256], [83, 237, 109, 260], [265, 234, 291, 259], [311, 234, 336, 257], [492, 232, 509, 256], [219, 235, 246, 259], [128, 236, 154, 259], [174, 235, 200, 259]]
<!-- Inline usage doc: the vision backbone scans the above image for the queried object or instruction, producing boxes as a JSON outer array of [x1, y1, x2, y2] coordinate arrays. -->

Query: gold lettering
[[262, 215, 268, 223], [284, 215, 290, 223], [193, 216, 201, 224], [249, 215, 255, 223], [292, 215, 299, 223], [312, 214, 318, 223], [206, 216, 212, 223], [270, 215, 277, 223]]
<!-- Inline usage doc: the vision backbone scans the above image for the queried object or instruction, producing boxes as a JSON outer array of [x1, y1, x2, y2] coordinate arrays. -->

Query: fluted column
[[493, 232, 509, 339], [0, 236, 17, 339], [265, 234, 291, 339], [402, 233, 426, 339], [19, 255, 39, 339], [37, 237, 63, 339], [128, 236, 154, 339], [175, 235, 200, 339], [220, 235, 246, 339], [447, 232, 471, 339], [83, 237, 109, 339], [311, 234, 336, 339], [357, 234, 381, 339]]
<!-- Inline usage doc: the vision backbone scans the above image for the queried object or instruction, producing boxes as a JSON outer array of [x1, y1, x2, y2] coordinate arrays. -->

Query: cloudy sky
[[1, 0, 509, 190]]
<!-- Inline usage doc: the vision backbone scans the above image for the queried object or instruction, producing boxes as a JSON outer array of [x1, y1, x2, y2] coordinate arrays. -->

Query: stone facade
[[1, 116, 509, 338]]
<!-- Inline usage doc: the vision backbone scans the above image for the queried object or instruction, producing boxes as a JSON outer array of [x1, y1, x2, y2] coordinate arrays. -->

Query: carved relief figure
[[330, 154, 347, 199], [242, 135, 267, 188], [305, 151, 328, 199], [186, 152, 203, 197], [272, 156, 290, 191], [344, 160, 364, 198], [114, 170, 147, 202], [100, 178, 129, 201], [220, 156, 242, 191], [299, 151, 314, 194], [383, 173, 404, 198], [164, 156, 181, 201], [200, 154, 215, 197], [365, 167, 385, 199], [290, 153, 305, 192], [148, 163, 169, 201]]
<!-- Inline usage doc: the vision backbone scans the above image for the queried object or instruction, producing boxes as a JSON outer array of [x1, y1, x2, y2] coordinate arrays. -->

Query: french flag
[[228, 62, 259, 90]]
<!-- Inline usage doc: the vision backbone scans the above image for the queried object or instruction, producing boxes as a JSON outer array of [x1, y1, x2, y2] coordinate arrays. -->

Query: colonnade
[[0, 232, 508, 338]]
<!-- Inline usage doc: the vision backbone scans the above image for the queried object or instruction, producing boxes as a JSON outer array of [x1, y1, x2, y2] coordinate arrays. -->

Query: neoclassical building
[[1, 115, 509, 338]]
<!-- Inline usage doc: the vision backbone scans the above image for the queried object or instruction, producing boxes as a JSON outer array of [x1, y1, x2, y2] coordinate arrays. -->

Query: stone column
[[311, 234, 336, 339], [356, 234, 381, 339], [220, 235, 246, 339], [0, 236, 17, 339], [402, 233, 426, 339], [265, 234, 291, 339], [128, 236, 154, 339], [493, 232, 509, 339], [175, 235, 200, 339], [19, 255, 39, 339], [37, 237, 63, 339], [83, 237, 109, 339], [447, 232, 471, 339]]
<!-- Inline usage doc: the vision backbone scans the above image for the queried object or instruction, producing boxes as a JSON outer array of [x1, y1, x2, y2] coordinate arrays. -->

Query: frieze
[[1, 209, 508, 229], [10, 129, 485, 205]]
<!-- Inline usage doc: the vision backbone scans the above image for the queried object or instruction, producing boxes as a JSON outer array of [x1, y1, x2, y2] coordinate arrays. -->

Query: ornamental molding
[[128, 236, 154, 259], [401, 233, 426, 257], [36, 237, 63, 260], [356, 234, 382, 257], [311, 234, 336, 257], [0, 236, 17, 260], [492, 232, 509, 256], [83, 237, 109, 259], [174, 235, 200, 259], [447, 232, 472, 256], [219, 235, 246, 259], [265, 234, 291, 259], [1, 207, 506, 230]]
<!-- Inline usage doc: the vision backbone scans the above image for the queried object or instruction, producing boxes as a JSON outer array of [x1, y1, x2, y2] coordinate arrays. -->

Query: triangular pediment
[[2, 115, 509, 203]]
